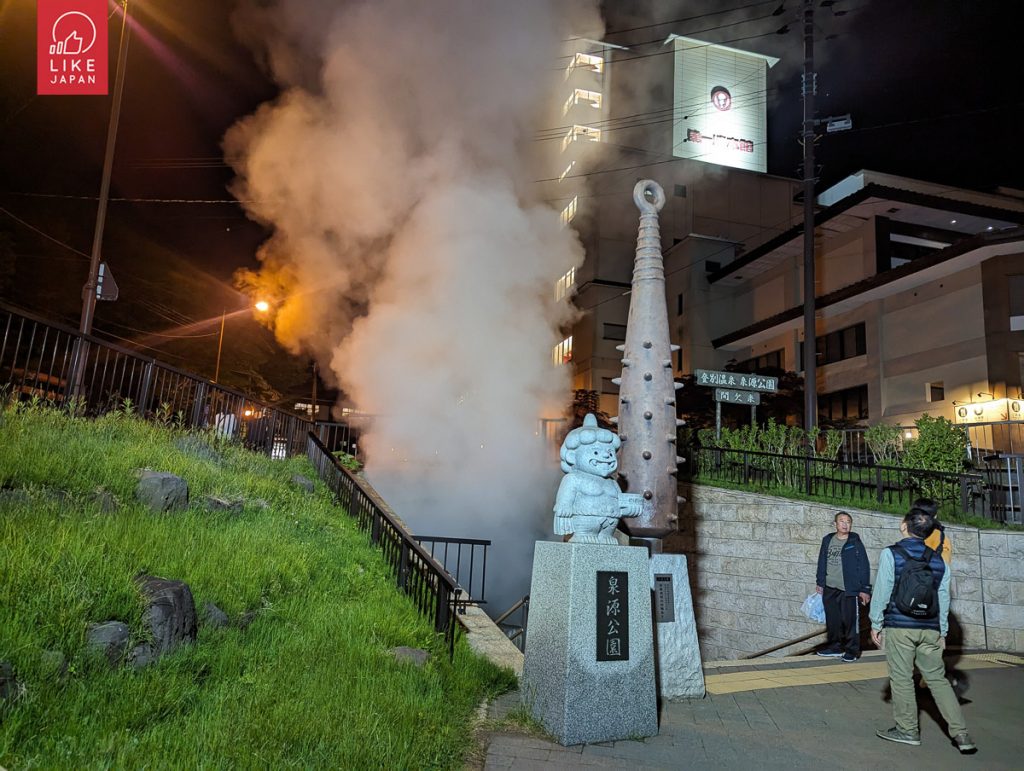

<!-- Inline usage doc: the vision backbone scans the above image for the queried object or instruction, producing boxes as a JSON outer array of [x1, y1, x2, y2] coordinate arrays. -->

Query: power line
[[0, 206, 90, 259]]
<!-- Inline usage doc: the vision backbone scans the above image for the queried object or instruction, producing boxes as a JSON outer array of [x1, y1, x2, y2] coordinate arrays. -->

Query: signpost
[[693, 369, 777, 439]]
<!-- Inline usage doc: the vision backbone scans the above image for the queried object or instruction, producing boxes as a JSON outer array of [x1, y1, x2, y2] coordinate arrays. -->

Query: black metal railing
[[494, 595, 529, 653], [414, 535, 490, 608], [692, 446, 986, 518], [0, 303, 314, 459], [306, 431, 464, 655]]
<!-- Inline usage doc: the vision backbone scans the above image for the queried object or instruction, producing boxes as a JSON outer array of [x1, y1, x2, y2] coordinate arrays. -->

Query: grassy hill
[[0, 401, 514, 768]]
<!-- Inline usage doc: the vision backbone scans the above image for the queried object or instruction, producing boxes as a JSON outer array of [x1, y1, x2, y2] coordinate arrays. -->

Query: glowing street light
[[213, 300, 269, 383]]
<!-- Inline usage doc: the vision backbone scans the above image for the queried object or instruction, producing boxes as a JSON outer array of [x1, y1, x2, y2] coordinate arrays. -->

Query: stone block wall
[[664, 485, 1024, 661]]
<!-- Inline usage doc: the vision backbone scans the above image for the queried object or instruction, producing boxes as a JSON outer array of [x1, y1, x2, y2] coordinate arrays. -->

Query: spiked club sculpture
[[612, 180, 684, 542]]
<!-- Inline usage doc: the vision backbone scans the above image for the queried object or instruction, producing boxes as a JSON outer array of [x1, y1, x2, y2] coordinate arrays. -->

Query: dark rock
[[135, 471, 189, 512], [86, 621, 130, 665], [250, 498, 271, 511], [0, 660, 19, 702], [41, 487, 74, 507], [174, 436, 223, 464], [128, 644, 157, 670], [203, 601, 230, 629], [91, 487, 118, 513], [237, 609, 259, 630], [40, 650, 68, 680], [290, 474, 315, 494], [134, 575, 197, 655], [203, 495, 243, 515], [0, 487, 32, 508], [391, 646, 430, 667]]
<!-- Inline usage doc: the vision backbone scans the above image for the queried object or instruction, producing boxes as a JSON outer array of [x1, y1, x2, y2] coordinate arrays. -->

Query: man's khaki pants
[[885, 627, 967, 735]]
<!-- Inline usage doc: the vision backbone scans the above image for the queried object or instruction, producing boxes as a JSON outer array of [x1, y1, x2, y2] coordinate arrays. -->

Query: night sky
[[0, 0, 1021, 386]]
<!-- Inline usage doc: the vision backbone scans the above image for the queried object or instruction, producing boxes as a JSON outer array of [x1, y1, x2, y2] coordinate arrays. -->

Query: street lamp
[[213, 301, 269, 383]]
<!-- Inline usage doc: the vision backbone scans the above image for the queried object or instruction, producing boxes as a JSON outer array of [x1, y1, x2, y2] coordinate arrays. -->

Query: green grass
[[0, 402, 515, 768]]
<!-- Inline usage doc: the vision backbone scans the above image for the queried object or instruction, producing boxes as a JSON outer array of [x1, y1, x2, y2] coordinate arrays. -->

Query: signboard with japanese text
[[596, 571, 629, 662], [694, 369, 777, 393], [654, 574, 675, 623], [715, 388, 761, 405]]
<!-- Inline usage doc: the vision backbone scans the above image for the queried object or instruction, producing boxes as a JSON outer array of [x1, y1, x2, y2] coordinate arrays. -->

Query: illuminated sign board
[[669, 36, 777, 173]]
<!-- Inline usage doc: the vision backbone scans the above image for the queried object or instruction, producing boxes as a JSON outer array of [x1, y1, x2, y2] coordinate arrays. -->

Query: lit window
[[555, 267, 576, 301], [553, 336, 573, 366], [558, 161, 576, 182], [566, 51, 603, 77], [563, 88, 602, 114], [561, 124, 602, 152], [560, 196, 578, 226]]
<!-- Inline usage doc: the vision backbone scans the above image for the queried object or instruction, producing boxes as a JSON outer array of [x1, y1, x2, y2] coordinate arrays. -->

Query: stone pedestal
[[521, 541, 658, 746], [650, 553, 705, 699]]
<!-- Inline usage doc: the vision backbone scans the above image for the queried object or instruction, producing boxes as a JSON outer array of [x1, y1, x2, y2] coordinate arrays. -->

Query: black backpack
[[891, 545, 939, 619]]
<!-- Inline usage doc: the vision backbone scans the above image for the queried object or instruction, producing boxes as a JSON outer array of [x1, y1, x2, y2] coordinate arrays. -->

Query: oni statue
[[553, 413, 644, 544]]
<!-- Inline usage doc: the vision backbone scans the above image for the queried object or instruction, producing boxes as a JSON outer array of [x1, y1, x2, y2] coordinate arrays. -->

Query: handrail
[[493, 595, 529, 627], [305, 431, 463, 655], [742, 629, 826, 659]]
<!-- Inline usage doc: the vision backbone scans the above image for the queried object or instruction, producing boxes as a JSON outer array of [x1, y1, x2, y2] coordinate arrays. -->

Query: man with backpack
[[869, 508, 975, 753]]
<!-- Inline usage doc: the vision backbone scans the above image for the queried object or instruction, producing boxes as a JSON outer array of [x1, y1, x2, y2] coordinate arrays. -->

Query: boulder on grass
[[134, 575, 197, 655], [290, 474, 315, 494], [0, 660, 19, 702], [203, 602, 230, 629], [86, 621, 130, 665], [173, 436, 223, 464], [203, 495, 243, 515], [135, 471, 188, 512], [128, 644, 157, 670], [391, 646, 430, 667]]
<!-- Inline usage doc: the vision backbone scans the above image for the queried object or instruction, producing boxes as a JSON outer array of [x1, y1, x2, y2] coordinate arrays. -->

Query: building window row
[[565, 51, 603, 78], [733, 348, 783, 374], [602, 323, 626, 341], [819, 384, 869, 422], [555, 267, 576, 302], [558, 160, 576, 182], [561, 124, 602, 152], [553, 336, 573, 366], [560, 196, 578, 226], [563, 88, 602, 115], [800, 322, 866, 368]]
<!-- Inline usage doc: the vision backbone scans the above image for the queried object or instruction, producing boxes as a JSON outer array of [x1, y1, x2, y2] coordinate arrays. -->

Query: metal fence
[[838, 421, 1024, 466], [0, 303, 312, 458], [693, 446, 986, 518], [981, 454, 1024, 526], [306, 431, 464, 654], [414, 535, 490, 609]]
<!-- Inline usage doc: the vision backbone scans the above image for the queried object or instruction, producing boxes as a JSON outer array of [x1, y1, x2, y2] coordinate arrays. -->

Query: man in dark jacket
[[815, 511, 872, 662], [869, 508, 975, 753]]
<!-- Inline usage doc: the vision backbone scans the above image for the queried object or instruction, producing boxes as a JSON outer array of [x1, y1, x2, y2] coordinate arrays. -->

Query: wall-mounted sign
[[954, 398, 1022, 424], [596, 571, 629, 662], [685, 128, 754, 153], [654, 574, 676, 623], [715, 388, 761, 405], [694, 369, 778, 393], [668, 35, 777, 173]]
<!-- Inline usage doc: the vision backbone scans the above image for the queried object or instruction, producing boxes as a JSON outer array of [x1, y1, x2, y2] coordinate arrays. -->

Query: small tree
[[900, 414, 970, 503], [864, 423, 902, 465]]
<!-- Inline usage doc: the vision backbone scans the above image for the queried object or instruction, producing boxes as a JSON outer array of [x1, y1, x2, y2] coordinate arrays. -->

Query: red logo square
[[37, 0, 109, 95]]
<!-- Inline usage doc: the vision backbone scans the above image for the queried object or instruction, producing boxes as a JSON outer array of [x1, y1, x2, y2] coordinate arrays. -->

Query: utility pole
[[80, 0, 131, 337], [71, 1, 131, 400], [800, 0, 818, 433]]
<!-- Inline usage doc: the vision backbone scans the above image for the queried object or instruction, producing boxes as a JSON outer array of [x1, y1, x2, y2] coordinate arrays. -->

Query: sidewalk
[[480, 650, 1024, 770]]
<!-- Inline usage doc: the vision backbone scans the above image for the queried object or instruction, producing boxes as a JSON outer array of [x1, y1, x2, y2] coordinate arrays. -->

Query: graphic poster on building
[[596, 570, 630, 662]]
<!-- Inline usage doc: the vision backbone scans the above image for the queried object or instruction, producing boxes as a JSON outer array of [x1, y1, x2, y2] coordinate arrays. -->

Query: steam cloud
[[226, 0, 603, 611]]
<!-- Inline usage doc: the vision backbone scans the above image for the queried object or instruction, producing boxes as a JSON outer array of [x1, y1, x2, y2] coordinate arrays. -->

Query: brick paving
[[481, 651, 1024, 770]]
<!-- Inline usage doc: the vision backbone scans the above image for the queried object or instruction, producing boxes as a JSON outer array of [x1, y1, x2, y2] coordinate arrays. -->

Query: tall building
[[540, 34, 800, 416], [542, 35, 1024, 430]]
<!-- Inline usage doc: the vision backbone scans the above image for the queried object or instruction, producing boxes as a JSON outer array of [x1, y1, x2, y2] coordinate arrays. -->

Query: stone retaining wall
[[664, 485, 1024, 661]]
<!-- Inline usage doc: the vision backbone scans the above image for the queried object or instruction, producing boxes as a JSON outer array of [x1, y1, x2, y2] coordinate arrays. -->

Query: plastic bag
[[801, 592, 826, 624]]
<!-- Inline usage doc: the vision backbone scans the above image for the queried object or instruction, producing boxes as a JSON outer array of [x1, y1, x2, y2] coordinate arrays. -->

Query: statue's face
[[575, 443, 618, 478]]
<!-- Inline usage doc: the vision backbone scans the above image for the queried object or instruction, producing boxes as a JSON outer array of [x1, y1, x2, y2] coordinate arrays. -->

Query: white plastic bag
[[801, 592, 826, 624]]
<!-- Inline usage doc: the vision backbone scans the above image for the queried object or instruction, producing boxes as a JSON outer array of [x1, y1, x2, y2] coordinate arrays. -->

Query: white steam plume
[[226, 0, 603, 612]]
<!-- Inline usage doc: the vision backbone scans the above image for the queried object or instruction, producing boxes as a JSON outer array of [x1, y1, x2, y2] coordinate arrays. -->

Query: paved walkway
[[480, 650, 1024, 770]]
